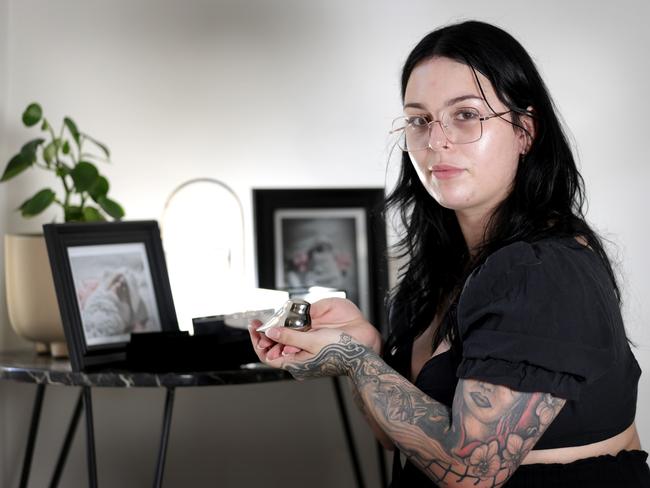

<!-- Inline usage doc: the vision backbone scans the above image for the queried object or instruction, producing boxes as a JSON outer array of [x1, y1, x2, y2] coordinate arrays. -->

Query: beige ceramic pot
[[4, 233, 68, 357]]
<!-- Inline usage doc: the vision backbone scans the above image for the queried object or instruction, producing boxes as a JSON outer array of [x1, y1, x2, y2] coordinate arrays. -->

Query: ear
[[517, 105, 536, 155]]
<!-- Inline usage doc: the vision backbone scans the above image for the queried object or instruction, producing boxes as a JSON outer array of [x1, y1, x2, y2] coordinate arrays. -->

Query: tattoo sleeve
[[349, 378, 395, 449], [287, 334, 566, 487]]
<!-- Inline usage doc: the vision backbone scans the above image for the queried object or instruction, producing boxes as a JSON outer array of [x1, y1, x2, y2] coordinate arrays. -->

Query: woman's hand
[[248, 322, 370, 379], [309, 298, 383, 354], [249, 298, 382, 361]]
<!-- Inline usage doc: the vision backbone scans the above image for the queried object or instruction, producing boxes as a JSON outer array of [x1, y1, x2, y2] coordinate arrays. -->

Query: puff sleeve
[[455, 240, 622, 400]]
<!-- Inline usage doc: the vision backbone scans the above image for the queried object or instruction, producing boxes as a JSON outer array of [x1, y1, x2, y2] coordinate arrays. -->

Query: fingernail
[[266, 327, 280, 340]]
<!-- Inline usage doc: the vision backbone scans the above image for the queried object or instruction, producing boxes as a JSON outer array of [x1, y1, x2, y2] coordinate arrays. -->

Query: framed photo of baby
[[44, 220, 178, 371], [253, 188, 388, 330]]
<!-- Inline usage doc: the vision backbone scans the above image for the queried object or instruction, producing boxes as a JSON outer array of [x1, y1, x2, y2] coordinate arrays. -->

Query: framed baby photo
[[253, 188, 388, 331], [43, 220, 178, 371]]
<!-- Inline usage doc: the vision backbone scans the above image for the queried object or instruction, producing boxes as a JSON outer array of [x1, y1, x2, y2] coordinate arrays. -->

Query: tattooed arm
[[274, 331, 565, 488], [249, 298, 394, 447], [349, 379, 395, 450]]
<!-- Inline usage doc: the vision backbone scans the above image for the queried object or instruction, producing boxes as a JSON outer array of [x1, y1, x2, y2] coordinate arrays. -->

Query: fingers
[[309, 297, 337, 318], [260, 342, 300, 361], [309, 297, 363, 324], [310, 297, 351, 319], [265, 326, 317, 353], [265, 342, 284, 361], [258, 331, 291, 350], [248, 320, 272, 347], [248, 322, 301, 361], [282, 345, 302, 355], [257, 334, 274, 349], [247, 324, 266, 363]]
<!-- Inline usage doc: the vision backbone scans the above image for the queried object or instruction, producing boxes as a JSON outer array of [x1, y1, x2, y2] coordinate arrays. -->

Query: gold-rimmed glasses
[[390, 107, 512, 151]]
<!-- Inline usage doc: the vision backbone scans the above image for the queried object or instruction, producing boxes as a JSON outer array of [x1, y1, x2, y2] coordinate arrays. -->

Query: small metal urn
[[256, 299, 311, 334]]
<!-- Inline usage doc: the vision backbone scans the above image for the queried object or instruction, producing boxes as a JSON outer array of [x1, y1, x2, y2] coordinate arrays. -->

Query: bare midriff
[[522, 423, 641, 464]]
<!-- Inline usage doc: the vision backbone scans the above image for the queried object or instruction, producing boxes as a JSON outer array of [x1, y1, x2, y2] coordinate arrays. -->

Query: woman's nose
[[428, 121, 450, 149]]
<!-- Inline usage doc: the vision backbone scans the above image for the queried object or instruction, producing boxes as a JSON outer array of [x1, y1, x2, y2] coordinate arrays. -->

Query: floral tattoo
[[286, 335, 567, 486]]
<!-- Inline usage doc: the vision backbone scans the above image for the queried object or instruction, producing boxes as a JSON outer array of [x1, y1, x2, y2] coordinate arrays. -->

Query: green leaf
[[82, 133, 111, 159], [22, 103, 43, 127], [82, 206, 105, 222], [43, 141, 57, 164], [19, 188, 56, 217], [70, 161, 99, 192], [55, 163, 72, 177], [63, 117, 80, 145], [97, 196, 125, 220], [79, 152, 109, 164], [1, 153, 32, 181], [20, 138, 45, 163], [62, 140, 70, 155], [64, 205, 83, 222], [41, 119, 49, 131], [88, 175, 109, 200]]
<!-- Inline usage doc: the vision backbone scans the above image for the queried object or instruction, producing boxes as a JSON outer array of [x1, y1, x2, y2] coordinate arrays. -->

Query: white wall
[[0, 0, 6, 479], [0, 0, 649, 486]]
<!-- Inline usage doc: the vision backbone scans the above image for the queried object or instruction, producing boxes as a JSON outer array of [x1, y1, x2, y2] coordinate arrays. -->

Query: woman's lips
[[470, 391, 492, 409], [432, 166, 465, 179]]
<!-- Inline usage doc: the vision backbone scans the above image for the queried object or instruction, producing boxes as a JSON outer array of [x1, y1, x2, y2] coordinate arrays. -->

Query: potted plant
[[2, 102, 125, 356]]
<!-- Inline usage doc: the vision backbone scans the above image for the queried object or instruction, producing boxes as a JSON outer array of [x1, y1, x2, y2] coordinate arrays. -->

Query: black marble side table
[[0, 351, 370, 488]]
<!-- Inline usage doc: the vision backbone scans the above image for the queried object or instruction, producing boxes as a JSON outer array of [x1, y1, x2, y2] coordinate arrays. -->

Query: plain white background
[[0, 1, 649, 486]]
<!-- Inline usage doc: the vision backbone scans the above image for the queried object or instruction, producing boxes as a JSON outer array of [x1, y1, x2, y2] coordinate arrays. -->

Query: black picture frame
[[253, 188, 388, 331], [43, 220, 178, 371]]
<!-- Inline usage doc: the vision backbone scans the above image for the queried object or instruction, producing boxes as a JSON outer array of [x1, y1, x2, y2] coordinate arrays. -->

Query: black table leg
[[19, 383, 46, 488], [331, 377, 366, 488], [49, 389, 84, 488], [153, 387, 175, 488], [82, 386, 98, 488]]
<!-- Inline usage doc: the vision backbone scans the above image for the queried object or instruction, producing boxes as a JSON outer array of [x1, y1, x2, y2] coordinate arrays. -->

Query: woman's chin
[[431, 195, 473, 211]]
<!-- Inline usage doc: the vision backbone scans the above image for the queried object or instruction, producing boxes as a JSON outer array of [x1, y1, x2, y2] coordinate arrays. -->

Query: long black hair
[[384, 20, 621, 356]]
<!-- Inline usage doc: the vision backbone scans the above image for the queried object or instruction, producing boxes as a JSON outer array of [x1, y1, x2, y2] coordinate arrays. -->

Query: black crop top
[[386, 237, 641, 452]]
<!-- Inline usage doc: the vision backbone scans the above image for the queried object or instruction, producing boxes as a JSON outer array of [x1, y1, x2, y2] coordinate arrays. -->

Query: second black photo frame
[[253, 188, 388, 331]]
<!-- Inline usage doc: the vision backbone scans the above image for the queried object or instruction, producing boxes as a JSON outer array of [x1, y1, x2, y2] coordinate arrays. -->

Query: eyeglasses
[[390, 107, 512, 151]]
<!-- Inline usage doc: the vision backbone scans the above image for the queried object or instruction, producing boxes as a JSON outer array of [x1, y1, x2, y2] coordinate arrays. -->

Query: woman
[[249, 20, 650, 487]]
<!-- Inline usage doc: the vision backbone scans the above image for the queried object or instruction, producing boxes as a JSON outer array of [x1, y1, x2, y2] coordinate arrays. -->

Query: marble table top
[[0, 350, 292, 388]]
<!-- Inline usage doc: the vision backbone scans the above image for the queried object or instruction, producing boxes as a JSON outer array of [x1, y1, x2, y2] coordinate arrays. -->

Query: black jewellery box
[[125, 326, 259, 373]]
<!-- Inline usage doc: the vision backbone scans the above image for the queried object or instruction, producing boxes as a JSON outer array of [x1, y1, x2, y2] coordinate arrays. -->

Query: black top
[[386, 237, 642, 485]]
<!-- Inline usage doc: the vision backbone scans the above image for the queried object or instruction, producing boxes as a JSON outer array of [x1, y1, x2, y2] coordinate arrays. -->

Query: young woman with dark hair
[[249, 20, 650, 487]]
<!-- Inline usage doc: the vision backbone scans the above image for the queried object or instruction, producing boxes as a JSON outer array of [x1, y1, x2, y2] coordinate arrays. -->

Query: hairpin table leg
[[153, 386, 175, 488], [49, 389, 84, 488], [19, 383, 45, 488], [83, 386, 98, 488], [331, 377, 366, 488]]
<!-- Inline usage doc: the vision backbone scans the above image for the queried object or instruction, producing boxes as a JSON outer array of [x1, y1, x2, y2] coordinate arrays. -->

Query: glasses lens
[[391, 116, 431, 151], [445, 108, 482, 144]]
